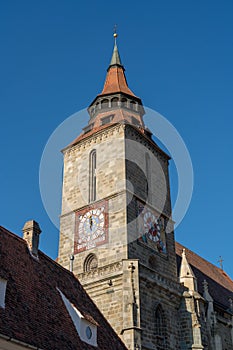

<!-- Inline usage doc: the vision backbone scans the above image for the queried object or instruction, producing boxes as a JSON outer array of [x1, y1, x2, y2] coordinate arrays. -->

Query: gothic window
[[154, 304, 167, 349], [89, 150, 96, 202], [84, 254, 98, 272]]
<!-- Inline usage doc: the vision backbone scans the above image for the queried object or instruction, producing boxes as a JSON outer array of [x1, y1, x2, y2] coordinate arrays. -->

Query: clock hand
[[89, 215, 93, 230]]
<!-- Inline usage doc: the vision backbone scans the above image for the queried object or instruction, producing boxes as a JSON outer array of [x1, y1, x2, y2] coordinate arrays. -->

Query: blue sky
[[1, 1, 233, 277]]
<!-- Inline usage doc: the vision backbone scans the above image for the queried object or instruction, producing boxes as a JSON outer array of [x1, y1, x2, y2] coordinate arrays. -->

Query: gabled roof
[[176, 242, 233, 311], [0, 226, 127, 350]]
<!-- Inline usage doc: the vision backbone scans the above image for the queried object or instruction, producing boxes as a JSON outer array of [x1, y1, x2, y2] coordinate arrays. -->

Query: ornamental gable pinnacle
[[179, 248, 198, 292]]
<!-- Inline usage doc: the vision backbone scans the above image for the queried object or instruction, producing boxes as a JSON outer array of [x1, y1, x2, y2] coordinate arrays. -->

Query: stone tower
[[58, 35, 183, 350]]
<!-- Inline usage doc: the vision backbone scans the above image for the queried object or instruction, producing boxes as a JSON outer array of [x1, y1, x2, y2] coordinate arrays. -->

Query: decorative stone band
[[77, 261, 123, 283]]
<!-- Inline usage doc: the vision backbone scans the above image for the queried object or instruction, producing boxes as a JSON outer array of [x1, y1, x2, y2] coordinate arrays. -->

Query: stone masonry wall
[[59, 124, 129, 271]]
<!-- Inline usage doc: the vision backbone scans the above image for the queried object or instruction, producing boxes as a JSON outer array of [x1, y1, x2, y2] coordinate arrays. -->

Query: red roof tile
[[0, 226, 127, 350], [100, 66, 137, 98]]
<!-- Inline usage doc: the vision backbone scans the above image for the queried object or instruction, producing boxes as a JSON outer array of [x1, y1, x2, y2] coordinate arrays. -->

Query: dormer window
[[101, 115, 114, 126], [58, 289, 98, 347], [0, 278, 7, 308], [83, 123, 94, 134]]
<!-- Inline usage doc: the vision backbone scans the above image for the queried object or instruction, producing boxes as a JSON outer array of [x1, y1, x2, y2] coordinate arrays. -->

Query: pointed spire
[[109, 32, 123, 68], [99, 31, 137, 97], [87, 30, 145, 125], [179, 249, 198, 292]]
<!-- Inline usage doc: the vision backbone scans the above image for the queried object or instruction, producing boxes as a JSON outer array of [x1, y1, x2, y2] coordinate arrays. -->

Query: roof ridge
[[0, 225, 78, 279], [0, 225, 25, 243]]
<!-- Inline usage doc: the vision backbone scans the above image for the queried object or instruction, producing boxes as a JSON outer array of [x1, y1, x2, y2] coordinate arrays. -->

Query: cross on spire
[[218, 256, 224, 270]]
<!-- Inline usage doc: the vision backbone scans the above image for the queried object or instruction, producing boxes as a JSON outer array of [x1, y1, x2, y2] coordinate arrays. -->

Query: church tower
[[58, 34, 183, 350]]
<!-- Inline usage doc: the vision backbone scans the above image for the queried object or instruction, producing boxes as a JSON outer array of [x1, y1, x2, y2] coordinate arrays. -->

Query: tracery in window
[[155, 304, 167, 349]]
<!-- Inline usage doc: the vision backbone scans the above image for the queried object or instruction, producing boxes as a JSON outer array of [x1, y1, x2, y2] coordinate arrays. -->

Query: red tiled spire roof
[[100, 65, 136, 97], [99, 37, 137, 98]]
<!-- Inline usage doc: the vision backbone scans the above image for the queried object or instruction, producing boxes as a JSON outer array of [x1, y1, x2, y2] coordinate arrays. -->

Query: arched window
[[89, 150, 96, 202], [121, 98, 127, 108], [154, 304, 167, 349], [111, 97, 119, 107], [145, 153, 151, 202], [130, 100, 136, 111], [101, 99, 109, 109], [84, 254, 98, 272]]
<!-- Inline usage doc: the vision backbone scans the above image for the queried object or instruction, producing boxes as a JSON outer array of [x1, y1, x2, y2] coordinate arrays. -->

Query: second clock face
[[143, 210, 161, 242], [74, 202, 108, 253], [137, 201, 167, 253]]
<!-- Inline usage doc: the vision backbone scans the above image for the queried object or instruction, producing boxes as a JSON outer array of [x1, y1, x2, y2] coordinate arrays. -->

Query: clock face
[[137, 201, 166, 253], [143, 210, 161, 242], [74, 202, 108, 253]]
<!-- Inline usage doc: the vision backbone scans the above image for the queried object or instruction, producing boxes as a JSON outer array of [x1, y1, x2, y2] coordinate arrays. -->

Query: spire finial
[[109, 26, 123, 68], [113, 25, 118, 48], [113, 24, 118, 39]]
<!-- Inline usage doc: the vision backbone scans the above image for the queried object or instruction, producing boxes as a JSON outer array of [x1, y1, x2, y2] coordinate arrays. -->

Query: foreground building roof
[[0, 226, 127, 350]]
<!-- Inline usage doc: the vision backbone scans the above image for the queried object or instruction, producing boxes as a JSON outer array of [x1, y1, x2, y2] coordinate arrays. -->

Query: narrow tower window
[[89, 150, 96, 202], [145, 153, 151, 202]]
